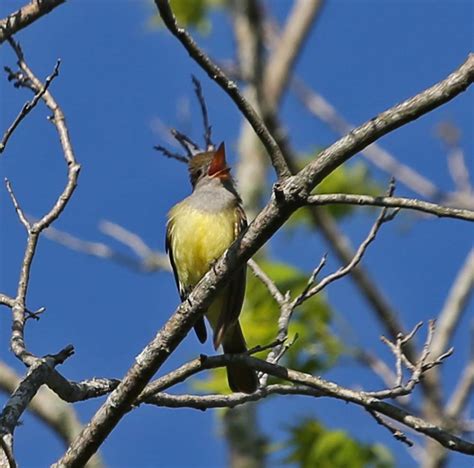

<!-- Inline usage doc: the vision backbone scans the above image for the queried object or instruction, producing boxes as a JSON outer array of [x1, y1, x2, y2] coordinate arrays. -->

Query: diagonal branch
[[0, 361, 104, 468], [155, 0, 291, 179], [0, 60, 60, 153], [0, 346, 73, 465], [430, 249, 474, 359], [292, 78, 444, 201], [263, 0, 325, 106], [43, 221, 171, 273], [0, 0, 65, 44]]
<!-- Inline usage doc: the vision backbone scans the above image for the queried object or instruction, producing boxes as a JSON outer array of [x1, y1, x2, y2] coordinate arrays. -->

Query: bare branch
[[0, 60, 60, 153], [153, 145, 189, 164], [170, 128, 200, 157], [4, 178, 31, 230], [353, 349, 397, 390], [263, 0, 325, 106], [140, 354, 474, 455], [446, 361, 474, 419], [4, 38, 80, 365], [367, 409, 414, 448], [0, 434, 16, 468], [43, 222, 171, 273], [306, 193, 474, 221], [248, 259, 285, 305], [430, 249, 474, 359], [45, 374, 119, 403], [297, 55, 474, 194], [437, 121, 472, 195], [0, 361, 104, 468], [155, 0, 291, 179], [295, 184, 398, 306], [191, 75, 213, 150], [373, 321, 454, 400], [0, 346, 73, 464], [292, 78, 443, 201], [0, 295, 15, 308], [99, 221, 153, 260], [0, 0, 65, 44]]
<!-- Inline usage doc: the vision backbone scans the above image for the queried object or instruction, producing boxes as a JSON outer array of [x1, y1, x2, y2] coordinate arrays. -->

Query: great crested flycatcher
[[166, 142, 258, 394]]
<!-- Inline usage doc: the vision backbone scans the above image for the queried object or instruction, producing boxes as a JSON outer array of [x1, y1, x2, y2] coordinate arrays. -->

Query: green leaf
[[285, 419, 394, 468], [149, 0, 225, 32]]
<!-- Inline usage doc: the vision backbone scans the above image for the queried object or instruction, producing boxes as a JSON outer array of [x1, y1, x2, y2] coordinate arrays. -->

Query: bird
[[166, 142, 258, 394]]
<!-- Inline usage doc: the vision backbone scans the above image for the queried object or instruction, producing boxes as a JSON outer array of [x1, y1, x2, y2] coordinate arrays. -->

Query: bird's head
[[188, 142, 231, 188]]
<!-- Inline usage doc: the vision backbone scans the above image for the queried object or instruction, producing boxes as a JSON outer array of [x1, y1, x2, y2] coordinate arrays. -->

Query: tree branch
[[0, 60, 60, 153], [0, 346, 73, 464], [4, 39, 80, 365], [430, 249, 474, 359], [0, 0, 65, 44], [306, 193, 474, 221], [141, 354, 474, 455], [263, 0, 325, 106], [155, 0, 291, 179], [0, 362, 104, 468], [292, 78, 444, 201]]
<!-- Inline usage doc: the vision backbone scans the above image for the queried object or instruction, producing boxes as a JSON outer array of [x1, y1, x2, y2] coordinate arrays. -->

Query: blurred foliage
[[285, 419, 394, 468], [149, 0, 225, 32], [288, 157, 382, 228], [194, 258, 341, 393]]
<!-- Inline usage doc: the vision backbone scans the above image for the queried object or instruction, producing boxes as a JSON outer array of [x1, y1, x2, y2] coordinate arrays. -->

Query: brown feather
[[212, 205, 248, 349], [223, 323, 258, 393]]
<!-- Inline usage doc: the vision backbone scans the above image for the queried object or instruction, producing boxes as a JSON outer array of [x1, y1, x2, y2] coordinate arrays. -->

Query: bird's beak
[[208, 142, 231, 180]]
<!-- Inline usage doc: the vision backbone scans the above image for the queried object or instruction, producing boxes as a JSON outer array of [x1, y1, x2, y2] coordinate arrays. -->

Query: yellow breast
[[168, 203, 238, 288]]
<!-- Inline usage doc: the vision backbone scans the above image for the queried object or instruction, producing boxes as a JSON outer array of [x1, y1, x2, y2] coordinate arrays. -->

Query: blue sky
[[0, 1, 473, 467]]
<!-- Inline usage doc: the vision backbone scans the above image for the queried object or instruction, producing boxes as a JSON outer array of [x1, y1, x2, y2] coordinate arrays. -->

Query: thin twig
[[99, 221, 153, 260], [430, 249, 474, 359], [372, 321, 454, 399], [43, 223, 171, 273], [171, 128, 199, 158], [248, 259, 285, 305], [367, 409, 414, 447], [191, 75, 213, 150], [294, 182, 399, 307], [4, 178, 31, 230], [0, 60, 60, 153], [153, 145, 189, 164]]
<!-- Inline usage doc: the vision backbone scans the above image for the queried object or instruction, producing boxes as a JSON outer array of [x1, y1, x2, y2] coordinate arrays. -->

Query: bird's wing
[[166, 218, 207, 344], [213, 204, 248, 349]]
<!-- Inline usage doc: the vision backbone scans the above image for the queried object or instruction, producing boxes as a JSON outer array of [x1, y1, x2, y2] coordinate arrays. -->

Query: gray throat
[[186, 178, 239, 213]]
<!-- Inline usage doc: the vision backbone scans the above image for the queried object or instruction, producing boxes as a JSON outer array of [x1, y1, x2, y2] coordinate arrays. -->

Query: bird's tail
[[222, 322, 258, 394]]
